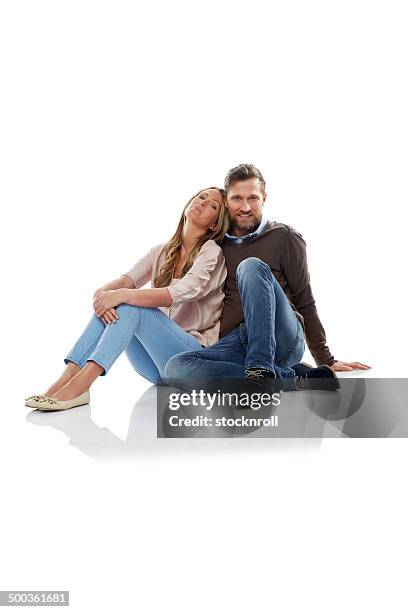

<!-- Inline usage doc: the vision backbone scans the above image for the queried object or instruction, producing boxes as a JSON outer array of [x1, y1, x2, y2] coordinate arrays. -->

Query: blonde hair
[[154, 187, 228, 288]]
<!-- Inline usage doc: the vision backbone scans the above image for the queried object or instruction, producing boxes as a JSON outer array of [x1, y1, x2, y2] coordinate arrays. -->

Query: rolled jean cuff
[[275, 365, 296, 379], [246, 362, 278, 373], [85, 356, 108, 376], [64, 356, 82, 368]]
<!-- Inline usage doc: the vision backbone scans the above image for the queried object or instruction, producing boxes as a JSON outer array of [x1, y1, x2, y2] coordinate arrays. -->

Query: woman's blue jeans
[[64, 304, 202, 385], [165, 257, 305, 381]]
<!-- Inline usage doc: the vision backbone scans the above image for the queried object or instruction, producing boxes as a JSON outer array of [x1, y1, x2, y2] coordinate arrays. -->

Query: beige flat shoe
[[36, 390, 90, 412], [25, 395, 45, 409]]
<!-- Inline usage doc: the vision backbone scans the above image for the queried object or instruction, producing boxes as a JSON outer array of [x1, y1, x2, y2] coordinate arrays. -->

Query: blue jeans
[[64, 304, 202, 385], [165, 257, 305, 380]]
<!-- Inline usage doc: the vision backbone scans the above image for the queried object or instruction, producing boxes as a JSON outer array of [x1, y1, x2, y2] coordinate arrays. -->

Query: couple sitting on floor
[[25, 163, 369, 411]]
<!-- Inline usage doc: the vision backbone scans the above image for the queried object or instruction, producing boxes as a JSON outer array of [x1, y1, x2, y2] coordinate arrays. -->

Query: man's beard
[[229, 212, 262, 235]]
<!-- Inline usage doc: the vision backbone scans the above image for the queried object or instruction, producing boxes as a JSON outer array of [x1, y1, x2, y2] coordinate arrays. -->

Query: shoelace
[[245, 369, 269, 380], [294, 375, 310, 390]]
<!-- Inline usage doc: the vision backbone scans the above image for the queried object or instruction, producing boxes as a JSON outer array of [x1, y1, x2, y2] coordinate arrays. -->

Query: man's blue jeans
[[165, 257, 305, 380], [64, 304, 202, 385]]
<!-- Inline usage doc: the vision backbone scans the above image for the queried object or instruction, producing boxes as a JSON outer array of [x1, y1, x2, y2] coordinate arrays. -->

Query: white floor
[[0, 349, 406, 612], [19, 343, 406, 462]]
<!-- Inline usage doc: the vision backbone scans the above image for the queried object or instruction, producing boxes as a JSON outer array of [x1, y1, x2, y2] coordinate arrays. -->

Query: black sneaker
[[292, 364, 340, 391], [243, 367, 279, 400]]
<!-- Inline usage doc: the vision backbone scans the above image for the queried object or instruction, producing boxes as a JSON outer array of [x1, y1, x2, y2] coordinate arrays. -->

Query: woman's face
[[185, 189, 223, 231]]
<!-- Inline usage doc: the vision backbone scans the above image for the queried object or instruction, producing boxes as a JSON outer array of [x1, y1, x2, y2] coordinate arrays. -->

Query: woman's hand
[[93, 289, 124, 317], [101, 308, 119, 325], [93, 287, 104, 298], [93, 288, 119, 324]]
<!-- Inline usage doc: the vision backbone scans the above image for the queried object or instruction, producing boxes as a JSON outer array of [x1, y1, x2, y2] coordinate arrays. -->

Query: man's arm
[[283, 227, 370, 370], [283, 227, 334, 366]]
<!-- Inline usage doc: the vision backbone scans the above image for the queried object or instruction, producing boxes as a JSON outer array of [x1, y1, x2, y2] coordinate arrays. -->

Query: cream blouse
[[121, 240, 227, 347]]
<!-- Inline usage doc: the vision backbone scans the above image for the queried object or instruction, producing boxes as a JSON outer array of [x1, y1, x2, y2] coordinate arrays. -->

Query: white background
[[1, 1, 407, 610]]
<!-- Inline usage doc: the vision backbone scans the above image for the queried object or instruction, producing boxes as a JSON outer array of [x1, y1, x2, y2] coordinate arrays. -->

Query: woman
[[25, 187, 229, 411]]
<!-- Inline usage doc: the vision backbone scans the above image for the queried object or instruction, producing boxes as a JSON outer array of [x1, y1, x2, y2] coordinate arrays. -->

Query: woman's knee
[[116, 303, 141, 317], [116, 304, 159, 323]]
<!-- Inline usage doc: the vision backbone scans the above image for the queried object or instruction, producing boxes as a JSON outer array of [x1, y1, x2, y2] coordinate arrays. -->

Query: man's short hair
[[224, 163, 266, 195]]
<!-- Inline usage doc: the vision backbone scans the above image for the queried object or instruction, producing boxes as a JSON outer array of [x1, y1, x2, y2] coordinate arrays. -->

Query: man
[[165, 164, 370, 389]]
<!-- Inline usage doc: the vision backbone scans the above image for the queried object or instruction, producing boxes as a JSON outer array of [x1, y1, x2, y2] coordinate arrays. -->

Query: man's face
[[225, 178, 266, 236]]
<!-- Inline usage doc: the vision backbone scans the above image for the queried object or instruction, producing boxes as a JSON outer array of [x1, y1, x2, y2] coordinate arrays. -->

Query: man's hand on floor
[[331, 361, 371, 372]]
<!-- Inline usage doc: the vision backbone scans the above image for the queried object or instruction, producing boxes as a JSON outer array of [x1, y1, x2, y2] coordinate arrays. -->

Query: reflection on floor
[[26, 385, 323, 460], [26, 378, 408, 460]]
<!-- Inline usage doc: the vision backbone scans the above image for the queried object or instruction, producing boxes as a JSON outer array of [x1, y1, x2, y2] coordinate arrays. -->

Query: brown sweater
[[219, 220, 335, 366]]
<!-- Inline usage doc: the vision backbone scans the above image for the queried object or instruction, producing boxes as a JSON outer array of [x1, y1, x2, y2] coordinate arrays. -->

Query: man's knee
[[165, 351, 197, 379], [236, 257, 271, 281]]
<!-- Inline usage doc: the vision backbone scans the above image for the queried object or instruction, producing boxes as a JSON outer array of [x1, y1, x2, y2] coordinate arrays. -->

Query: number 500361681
[[0, 591, 69, 606]]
